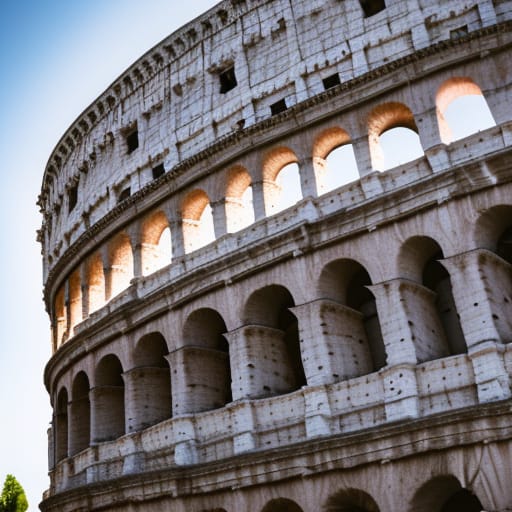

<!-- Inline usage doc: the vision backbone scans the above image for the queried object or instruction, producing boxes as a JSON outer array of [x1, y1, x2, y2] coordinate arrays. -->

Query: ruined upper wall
[[38, 0, 507, 279]]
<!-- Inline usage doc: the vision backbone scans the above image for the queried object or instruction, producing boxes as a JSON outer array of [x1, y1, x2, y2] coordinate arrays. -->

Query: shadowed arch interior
[[70, 372, 90, 455], [55, 387, 69, 463], [93, 354, 125, 442], [324, 488, 380, 512], [174, 309, 232, 414], [261, 498, 304, 512], [128, 333, 171, 431]]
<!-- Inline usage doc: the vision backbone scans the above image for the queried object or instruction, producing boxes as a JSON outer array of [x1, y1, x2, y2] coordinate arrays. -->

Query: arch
[[313, 127, 359, 194], [436, 77, 496, 144], [261, 498, 304, 512], [181, 189, 215, 253], [474, 204, 512, 256], [324, 488, 380, 512], [241, 284, 306, 396], [410, 475, 484, 512], [317, 259, 386, 371], [68, 269, 82, 334], [87, 252, 105, 314], [141, 210, 172, 275], [367, 102, 424, 171], [55, 387, 68, 462], [262, 147, 302, 215], [399, 236, 466, 361], [54, 285, 67, 349], [70, 372, 90, 455], [174, 309, 231, 414], [93, 354, 125, 442], [128, 332, 171, 431], [225, 165, 255, 232], [108, 231, 134, 299]]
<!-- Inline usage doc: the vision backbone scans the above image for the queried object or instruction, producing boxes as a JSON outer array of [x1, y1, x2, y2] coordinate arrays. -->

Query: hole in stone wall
[[152, 163, 165, 180], [68, 184, 78, 213], [118, 187, 131, 203], [219, 66, 237, 94], [126, 126, 139, 154], [323, 73, 341, 90], [359, 0, 386, 17], [270, 98, 287, 116]]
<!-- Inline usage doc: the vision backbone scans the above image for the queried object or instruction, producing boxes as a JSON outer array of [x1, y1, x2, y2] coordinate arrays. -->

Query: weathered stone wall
[[40, 0, 512, 511]]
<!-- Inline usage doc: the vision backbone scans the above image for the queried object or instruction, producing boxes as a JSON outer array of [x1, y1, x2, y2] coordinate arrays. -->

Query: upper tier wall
[[38, 0, 506, 283]]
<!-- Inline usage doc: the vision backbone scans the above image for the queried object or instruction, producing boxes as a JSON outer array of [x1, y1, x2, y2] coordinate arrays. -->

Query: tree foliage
[[0, 475, 28, 512]]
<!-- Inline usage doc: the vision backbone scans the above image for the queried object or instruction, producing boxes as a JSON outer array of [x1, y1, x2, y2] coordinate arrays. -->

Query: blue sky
[[0, 2, 218, 509]]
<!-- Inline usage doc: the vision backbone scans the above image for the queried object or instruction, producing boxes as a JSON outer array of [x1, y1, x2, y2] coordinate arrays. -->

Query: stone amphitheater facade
[[38, 0, 512, 510]]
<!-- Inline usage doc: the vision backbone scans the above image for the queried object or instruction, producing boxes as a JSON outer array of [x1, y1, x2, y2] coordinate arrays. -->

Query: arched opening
[[368, 102, 424, 171], [182, 189, 215, 253], [55, 387, 68, 462], [68, 269, 82, 334], [399, 236, 466, 361], [54, 285, 67, 349], [261, 498, 304, 512], [93, 354, 125, 443], [141, 210, 172, 275], [127, 333, 171, 432], [108, 232, 134, 299], [411, 475, 483, 512], [238, 285, 305, 399], [225, 165, 255, 233], [324, 488, 380, 512], [313, 127, 359, 194], [87, 252, 105, 314], [173, 309, 232, 415], [316, 259, 386, 376], [262, 147, 302, 215], [436, 77, 496, 144], [70, 372, 90, 455]]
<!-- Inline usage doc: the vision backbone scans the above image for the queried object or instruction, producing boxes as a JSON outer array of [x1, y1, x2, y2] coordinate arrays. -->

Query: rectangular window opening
[[219, 66, 237, 94], [118, 187, 131, 203], [270, 98, 287, 116], [322, 73, 341, 90], [68, 185, 78, 213], [360, 0, 386, 17], [152, 164, 165, 180], [450, 25, 468, 40], [126, 128, 139, 154]]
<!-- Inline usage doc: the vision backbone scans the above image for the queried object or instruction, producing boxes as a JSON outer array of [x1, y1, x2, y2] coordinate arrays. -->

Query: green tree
[[0, 475, 28, 512]]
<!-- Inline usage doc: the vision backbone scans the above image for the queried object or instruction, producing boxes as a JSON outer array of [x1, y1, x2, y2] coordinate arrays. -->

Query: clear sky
[[0, 1, 218, 509]]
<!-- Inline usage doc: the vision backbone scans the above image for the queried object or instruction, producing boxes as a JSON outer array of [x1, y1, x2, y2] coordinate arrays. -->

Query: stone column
[[168, 219, 185, 259], [172, 416, 198, 465], [351, 135, 373, 177], [126, 224, 142, 278], [211, 199, 228, 239], [368, 280, 420, 421], [231, 401, 257, 454], [416, 107, 451, 172], [123, 367, 171, 434], [68, 395, 90, 456], [442, 250, 511, 402], [291, 299, 373, 386], [297, 158, 318, 199], [225, 325, 296, 400], [79, 263, 89, 320], [251, 180, 267, 221]]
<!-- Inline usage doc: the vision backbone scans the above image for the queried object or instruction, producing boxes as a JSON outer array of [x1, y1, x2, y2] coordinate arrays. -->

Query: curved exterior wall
[[39, 1, 512, 511]]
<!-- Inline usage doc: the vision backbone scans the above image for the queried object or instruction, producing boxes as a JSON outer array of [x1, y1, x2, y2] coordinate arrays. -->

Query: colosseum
[[38, 0, 512, 510]]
